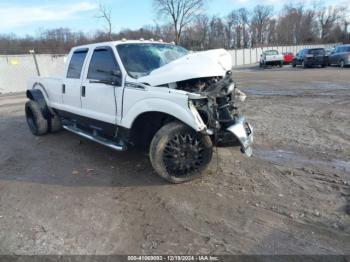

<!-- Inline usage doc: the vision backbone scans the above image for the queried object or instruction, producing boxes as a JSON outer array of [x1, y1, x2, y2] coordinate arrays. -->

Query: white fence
[[0, 54, 66, 94], [228, 44, 335, 67], [0, 43, 337, 94]]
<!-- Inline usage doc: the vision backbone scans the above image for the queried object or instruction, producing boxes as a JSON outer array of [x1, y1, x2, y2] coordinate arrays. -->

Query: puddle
[[255, 147, 350, 174], [244, 87, 300, 97]]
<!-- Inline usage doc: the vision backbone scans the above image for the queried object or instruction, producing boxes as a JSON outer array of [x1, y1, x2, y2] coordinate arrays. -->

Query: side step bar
[[62, 124, 126, 151]]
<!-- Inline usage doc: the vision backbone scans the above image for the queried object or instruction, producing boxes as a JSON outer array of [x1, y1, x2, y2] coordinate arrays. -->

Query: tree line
[[0, 0, 349, 54]]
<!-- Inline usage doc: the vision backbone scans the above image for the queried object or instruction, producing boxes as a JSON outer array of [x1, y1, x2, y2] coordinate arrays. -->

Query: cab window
[[67, 50, 88, 79], [87, 47, 120, 81]]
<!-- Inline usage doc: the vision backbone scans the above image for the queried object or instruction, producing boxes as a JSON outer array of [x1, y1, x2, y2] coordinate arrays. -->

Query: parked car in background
[[260, 50, 284, 68], [282, 52, 294, 64], [292, 48, 327, 68], [329, 44, 350, 68], [325, 48, 335, 56]]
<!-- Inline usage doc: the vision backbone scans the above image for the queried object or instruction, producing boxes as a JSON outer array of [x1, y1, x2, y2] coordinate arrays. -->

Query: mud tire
[[149, 121, 213, 184], [50, 110, 62, 133], [25, 100, 48, 136]]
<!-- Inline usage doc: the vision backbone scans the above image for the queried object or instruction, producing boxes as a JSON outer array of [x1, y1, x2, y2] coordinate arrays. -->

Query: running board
[[62, 124, 126, 151]]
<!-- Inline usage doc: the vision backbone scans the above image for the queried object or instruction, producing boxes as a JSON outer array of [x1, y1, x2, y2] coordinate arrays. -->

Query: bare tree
[[314, 3, 345, 41], [238, 8, 250, 48], [227, 10, 239, 48], [251, 5, 274, 46], [96, 4, 113, 41], [182, 14, 209, 50], [153, 0, 205, 44]]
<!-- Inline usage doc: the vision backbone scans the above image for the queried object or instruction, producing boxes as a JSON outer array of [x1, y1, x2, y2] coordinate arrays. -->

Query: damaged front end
[[179, 71, 253, 156]]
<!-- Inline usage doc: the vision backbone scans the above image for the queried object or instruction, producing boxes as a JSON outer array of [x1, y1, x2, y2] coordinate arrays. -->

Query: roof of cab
[[71, 40, 172, 51]]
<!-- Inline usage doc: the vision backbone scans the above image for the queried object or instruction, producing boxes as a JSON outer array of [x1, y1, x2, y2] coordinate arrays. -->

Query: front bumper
[[226, 117, 253, 157]]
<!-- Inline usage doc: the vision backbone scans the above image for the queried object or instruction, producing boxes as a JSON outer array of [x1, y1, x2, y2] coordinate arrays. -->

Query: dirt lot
[[0, 66, 349, 255]]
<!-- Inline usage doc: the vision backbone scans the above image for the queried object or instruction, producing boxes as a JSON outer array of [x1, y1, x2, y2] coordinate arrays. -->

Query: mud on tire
[[25, 100, 48, 136], [50, 110, 62, 133], [149, 121, 213, 184]]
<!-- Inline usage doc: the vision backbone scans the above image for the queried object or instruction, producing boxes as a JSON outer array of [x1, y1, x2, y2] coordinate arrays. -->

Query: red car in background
[[283, 52, 294, 64]]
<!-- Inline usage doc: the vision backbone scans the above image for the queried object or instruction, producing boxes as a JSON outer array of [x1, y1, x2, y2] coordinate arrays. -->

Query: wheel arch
[[26, 87, 51, 120], [128, 111, 184, 147]]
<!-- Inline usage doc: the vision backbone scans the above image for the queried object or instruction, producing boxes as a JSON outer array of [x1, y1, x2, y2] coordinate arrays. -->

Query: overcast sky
[[0, 0, 347, 36]]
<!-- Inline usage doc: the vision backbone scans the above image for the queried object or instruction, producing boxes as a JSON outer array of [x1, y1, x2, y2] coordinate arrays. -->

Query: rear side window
[[67, 50, 88, 79], [87, 48, 120, 81]]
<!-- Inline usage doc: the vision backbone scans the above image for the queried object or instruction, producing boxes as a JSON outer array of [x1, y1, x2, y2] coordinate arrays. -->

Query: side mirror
[[94, 69, 122, 86], [111, 70, 122, 86], [111, 70, 122, 77]]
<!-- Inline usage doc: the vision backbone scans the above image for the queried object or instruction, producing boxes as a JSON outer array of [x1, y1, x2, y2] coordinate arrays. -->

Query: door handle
[[81, 86, 86, 97], [62, 84, 65, 94]]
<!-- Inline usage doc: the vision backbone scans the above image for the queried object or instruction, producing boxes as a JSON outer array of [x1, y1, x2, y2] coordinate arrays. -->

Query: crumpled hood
[[136, 49, 232, 86]]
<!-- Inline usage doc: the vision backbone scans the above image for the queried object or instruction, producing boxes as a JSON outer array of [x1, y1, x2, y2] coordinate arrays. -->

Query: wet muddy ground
[[0, 66, 349, 254]]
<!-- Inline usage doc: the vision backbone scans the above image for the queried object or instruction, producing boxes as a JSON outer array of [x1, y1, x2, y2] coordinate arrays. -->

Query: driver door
[[80, 46, 122, 126]]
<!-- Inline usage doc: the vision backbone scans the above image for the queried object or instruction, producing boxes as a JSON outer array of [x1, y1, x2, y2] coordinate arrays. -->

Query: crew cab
[[25, 40, 253, 183], [259, 50, 284, 68]]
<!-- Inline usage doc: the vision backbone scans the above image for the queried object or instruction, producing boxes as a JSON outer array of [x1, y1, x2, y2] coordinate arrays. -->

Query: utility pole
[[29, 49, 40, 76]]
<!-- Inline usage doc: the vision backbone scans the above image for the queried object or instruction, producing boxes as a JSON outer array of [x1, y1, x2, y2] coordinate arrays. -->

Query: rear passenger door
[[80, 46, 122, 125], [62, 49, 88, 112]]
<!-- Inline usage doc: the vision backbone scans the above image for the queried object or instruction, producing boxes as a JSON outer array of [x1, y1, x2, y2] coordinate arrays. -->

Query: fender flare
[[26, 88, 51, 120]]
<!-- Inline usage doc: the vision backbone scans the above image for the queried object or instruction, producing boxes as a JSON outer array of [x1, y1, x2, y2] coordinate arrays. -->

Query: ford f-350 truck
[[25, 40, 253, 183]]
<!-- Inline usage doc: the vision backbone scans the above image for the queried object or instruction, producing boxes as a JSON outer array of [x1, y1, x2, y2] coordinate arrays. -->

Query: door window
[[67, 50, 88, 79], [87, 48, 120, 81]]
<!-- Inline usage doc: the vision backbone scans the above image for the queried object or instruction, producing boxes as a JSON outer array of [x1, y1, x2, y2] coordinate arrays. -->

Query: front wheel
[[149, 122, 213, 183]]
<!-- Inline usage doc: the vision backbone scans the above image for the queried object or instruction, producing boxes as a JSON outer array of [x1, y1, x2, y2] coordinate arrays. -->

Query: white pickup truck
[[260, 50, 284, 67], [25, 40, 253, 183]]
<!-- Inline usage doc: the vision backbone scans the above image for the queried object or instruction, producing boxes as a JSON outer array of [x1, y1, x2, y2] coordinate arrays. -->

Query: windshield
[[265, 50, 278, 55], [116, 43, 189, 78], [308, 49, 325, 55]]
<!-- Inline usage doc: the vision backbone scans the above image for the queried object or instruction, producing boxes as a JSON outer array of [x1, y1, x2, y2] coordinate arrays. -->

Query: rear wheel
[[25, 100, 48, 136], [50, 110, 62, 133], [150, 122, 213, 183]]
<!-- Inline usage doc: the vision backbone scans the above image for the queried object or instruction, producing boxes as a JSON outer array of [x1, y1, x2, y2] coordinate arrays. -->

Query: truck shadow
[[0, 115, 169, 187]]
